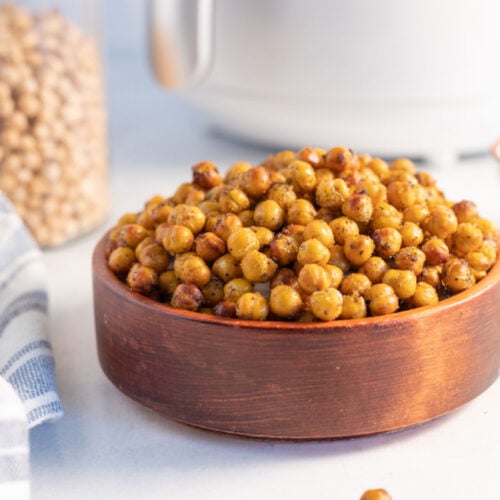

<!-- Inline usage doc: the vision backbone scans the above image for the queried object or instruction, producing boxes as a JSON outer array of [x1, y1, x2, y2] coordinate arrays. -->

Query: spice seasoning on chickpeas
[[106, 147, 498, 322]]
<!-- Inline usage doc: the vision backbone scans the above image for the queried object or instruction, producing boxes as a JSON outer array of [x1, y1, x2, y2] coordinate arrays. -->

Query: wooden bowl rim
[[93, 233, 500, 333]]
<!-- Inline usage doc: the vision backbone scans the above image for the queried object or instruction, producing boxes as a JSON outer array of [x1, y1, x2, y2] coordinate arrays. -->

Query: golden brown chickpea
[[116, 213, 137, 226], [386, 180, 416, 210], [266, 183, 297, 210], [480, 239, 498, 266], [194, 232, 226, 262], [382, 269, 417, 299], [158, 270, 179, 296], [403, 204, 430, 224], [205, 185, 224, 202], [161, 225, 194, 254], [250, 226, 274, 247], [340, 273, 372, 297], [390, 157, 415, 174], [253, 199, 285, 231], [315, 208, 336, 224], [418, 266, 442, 288], [138, 242, 171, 272], [239, 210, 255, 227], [171, 283, 204, 311], [192, 160, 222, 189], [340, 292, 367, 319], [108, 247, 136, 275], [452, 200, 478, 223], [136, 208, 156, 230], [400, 221, 424, 247], [269, 285, 304, 318], [126, 263, 158, 295], [371, 202, 403, 230], [223, 278, 253, 302], [367, 158, 390, 181], [423, 205, 458, 239], [174, 254, 211, 286], [264, 150, 296, 170], [213, 300, 237, 318], [324, 264, 344, 289], [151, 201, 174, 225], [329, 216, 359, 246], [344, 235, 374, 266], [353, 179, 387, 206], [287, 198, 317, 225], [240, 250, 278, 283], [268, 233, 300, 266], [297, 263, 332, 294], [372, 227, 403, 259], [119, 224, 150, 248], [297, 238, 331, 266], [421, 237, 450, 266], [412, 282, 439, 307], [315, 178, 345, 210], [227, 227, 260, 260], [212, 253, 242, 282], [201, 276, 225, 306], [358, 256, 390, 284], [328, 244, 351, 273], [270, 268, 299, 289], [218, 186, 250, 213], [465, 251, 492, 273], [303, 220, 334, 248], [236, 292, 269, 320], [185, 188, 205, 206], [288, 160, 317, 192], [367, 284, 399, 316], [171, 183, 194, 204], [296, 146, 323, 168], [213, 213, 243, 242], [442, 258, 474, 292], [393, 246, 426, 275], [342, 194, 373, 223], [135, 236, 155, 260], [324, 146, 356, 173], [360, 488, 392, 500], [310, 288, 343, 321], [167, 204, 206, 235], [241, 166, 272, 198], [451, 222, 484, 255]]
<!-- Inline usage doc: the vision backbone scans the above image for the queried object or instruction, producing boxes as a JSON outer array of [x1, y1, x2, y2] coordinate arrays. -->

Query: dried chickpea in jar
[[107, 145, 497, 321]]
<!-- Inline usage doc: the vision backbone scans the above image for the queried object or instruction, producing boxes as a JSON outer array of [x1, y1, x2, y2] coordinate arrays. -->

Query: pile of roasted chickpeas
[[106, 147, 498, 322]]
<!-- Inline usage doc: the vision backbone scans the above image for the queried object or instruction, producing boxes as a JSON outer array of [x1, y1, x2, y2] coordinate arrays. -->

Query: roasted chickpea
[[298, 263, 332, 294], [324, 264, 344, 289], [451, 222, 483, 255], [297, 238, 331, 266], [421, 237, 450, 266], [360, 489, 392, 500], [236, 292, 269, 320], [168, 204, 206, 235], [315, 178, 344, 210], [287, 198, 317, 225], [268, 233, 300, 266], [270, 268, 299, 289], [367, 157, 390, 181], [192, 160, 222, 189], [119, 224, 150, 248], [403, 204, 430, 224], [372, 227, 402, 259], [281, 224, 305, 244], [218, 186, 250, 213], [213, 301, 237, 318], [296, 146, 323, 168], [328, 244, 351, 273], [224, 278, 253, 302], [393, 246, 426, 275], [466, 251, 492, 274], [412, 282, 439, 307], [386, 180, 416, 210], [266, 183, 297, 209], [269, 285, 304, 318], [353, 179, 387, 205], [342, 194, 373, 223], [324, 146, 355, 173], [400, 221, 424, 247], [303, 220, 334, 248], [239, 209, 255, 227], [171, 283, 204, 311], [213, 213, 243, 242], [126, 263, 158, 295], [288, 160, 317, 192], [138, 242, 170, 272], [161, 224, 194, 254], [195, 232, 226, 262], [108, 247, 136, 275], [159, 270, 179, 296], [423, 205, 458, 239], [329, 216, 359, 245], [382, 269, 417, 299], [340, 273, 372, 297], [344, 234, 374, 266], [358, 256, 390, 284], [442, 258, 474, 292], [212, 254, 242, 282], [310, 288, 343, 321], [225, 161, 252, 185], [201, 276, 225, 306], [151, 201, 174, 225], [241, 250, 278, 283], [371, 202, 403, 230], [367, 283, 399, 316], [419, 266, 442, 288], [241, 166, 272, 198], [227, 227, 260, 260], [174, 254, 211, 286], [340, 293, 367, 319], [452, 200, 478, 223], [253, 199, 285, 231]]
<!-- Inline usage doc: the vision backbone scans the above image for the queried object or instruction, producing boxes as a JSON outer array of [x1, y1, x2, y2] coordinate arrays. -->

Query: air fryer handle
[[149, 0, 214, 90]]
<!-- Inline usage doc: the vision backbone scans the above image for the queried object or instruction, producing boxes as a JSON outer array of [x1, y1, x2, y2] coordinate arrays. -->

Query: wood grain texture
[[93, 235, 500, 440]]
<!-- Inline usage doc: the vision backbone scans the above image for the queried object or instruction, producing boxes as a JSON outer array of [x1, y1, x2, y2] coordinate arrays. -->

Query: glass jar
[[0, 1, 108, 246]]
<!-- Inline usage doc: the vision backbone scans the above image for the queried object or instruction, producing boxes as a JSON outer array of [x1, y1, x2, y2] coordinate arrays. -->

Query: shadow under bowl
[[93, 235, 500, 440]]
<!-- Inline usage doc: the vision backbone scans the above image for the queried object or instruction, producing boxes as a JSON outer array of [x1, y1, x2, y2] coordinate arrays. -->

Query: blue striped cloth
[[0, 191, 62, 428]]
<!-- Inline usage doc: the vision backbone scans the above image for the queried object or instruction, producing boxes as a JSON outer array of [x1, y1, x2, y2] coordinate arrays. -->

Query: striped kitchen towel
[[0, 191, 63, 428]]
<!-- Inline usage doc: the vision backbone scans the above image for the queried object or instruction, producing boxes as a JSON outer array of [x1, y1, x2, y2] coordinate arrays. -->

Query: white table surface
[[30, 11, 500, 498]]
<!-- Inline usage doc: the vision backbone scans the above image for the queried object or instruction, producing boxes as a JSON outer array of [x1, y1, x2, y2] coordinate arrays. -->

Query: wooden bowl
[[93, 235, 500, 440]]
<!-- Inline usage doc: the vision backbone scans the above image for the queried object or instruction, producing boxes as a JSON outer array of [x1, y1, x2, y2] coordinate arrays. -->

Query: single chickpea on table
[[106, 146, 498, 322]]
